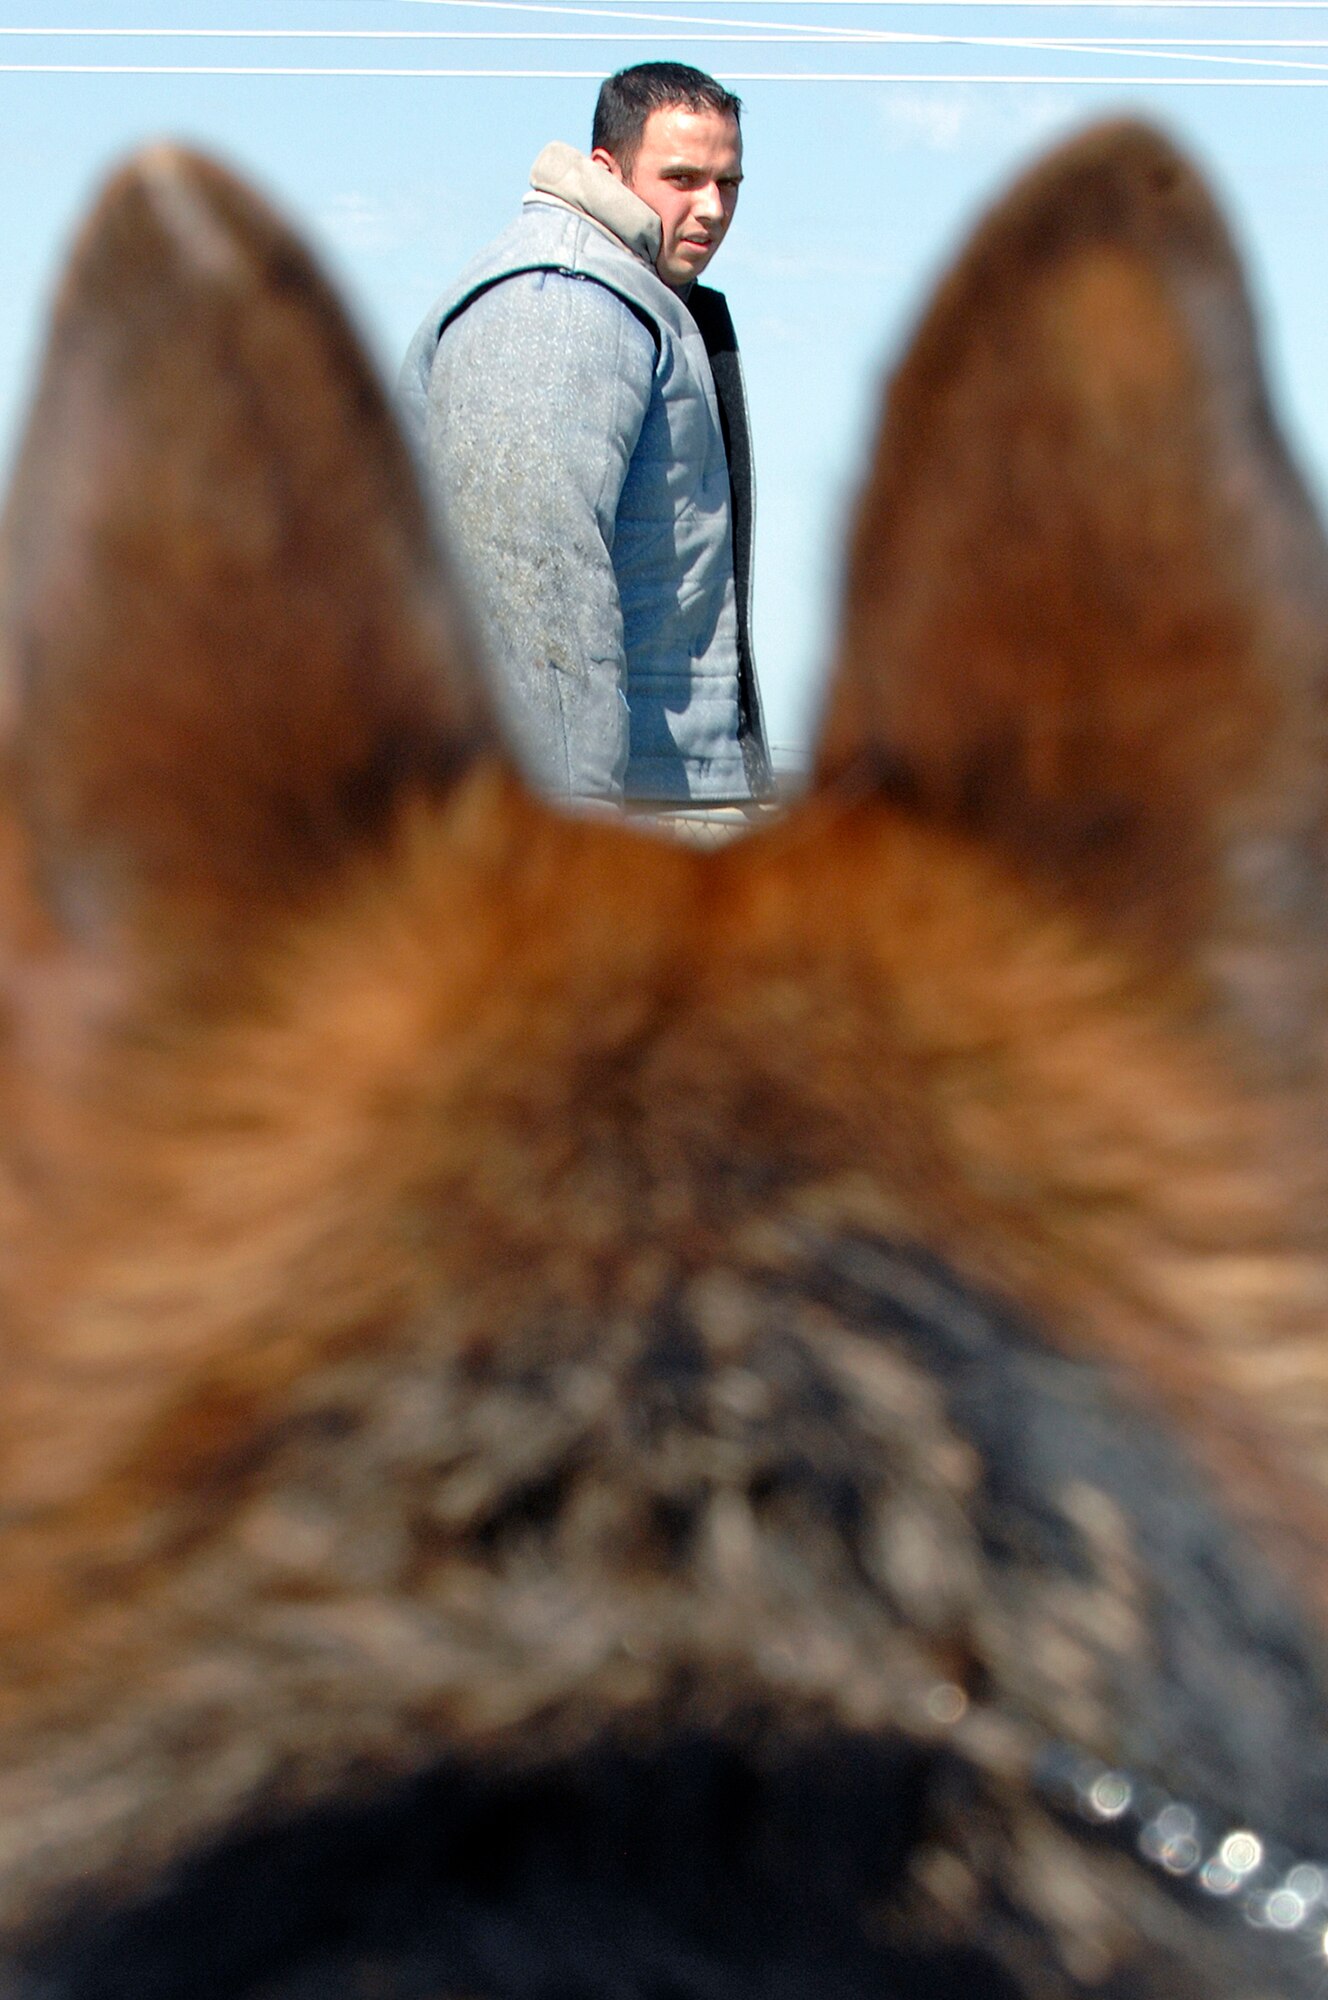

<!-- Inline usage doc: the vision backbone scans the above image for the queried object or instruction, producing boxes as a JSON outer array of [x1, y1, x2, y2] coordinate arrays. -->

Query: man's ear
[[590, 146, 627, 183]]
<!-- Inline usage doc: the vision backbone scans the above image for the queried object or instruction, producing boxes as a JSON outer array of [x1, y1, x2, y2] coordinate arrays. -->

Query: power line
[[13, 22, 1328, 44], [0, 25, 1194, 45], [390, 0, 1328, 9], [6, 59, 1328, 74], [11, 5, 1328, 75], [0, 30, 1142, 41], [0, 22, 862, 35], [4, 35, 1326, 66]]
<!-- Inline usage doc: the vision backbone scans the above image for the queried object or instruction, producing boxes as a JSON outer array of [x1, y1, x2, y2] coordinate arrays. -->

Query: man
[[399, 63, 772, 808]]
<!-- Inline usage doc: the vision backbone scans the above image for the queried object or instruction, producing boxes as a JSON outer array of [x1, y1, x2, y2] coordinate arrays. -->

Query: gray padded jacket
[[399, 144, 771, 804]]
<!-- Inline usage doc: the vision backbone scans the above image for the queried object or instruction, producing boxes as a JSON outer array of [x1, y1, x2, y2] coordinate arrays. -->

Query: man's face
[[594, 105, 742, 291]]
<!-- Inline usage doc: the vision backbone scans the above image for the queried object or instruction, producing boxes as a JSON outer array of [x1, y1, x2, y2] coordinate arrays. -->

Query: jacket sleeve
[[422, 269, 655, 802]]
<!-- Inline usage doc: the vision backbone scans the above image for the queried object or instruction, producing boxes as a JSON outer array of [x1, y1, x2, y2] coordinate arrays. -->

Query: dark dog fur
[[0, 123, 1326, 1998]]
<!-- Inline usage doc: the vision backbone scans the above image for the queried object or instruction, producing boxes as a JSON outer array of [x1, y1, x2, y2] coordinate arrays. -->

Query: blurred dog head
[[0, 125, 1326, 1998]]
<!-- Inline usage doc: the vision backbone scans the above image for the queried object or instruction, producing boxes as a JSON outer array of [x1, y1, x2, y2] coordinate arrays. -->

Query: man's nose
[[694, 181, 724, 222]]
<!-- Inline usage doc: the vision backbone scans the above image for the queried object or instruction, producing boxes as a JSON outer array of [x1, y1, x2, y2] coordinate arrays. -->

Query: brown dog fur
[[0, 123, 1326, 1997]]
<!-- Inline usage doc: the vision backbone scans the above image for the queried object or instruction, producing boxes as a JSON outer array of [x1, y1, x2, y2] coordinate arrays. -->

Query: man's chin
[[662, 248, 717, 285]]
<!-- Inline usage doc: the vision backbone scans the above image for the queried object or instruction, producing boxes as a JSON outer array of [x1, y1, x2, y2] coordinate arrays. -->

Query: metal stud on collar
[[1035, 1740, 1328, 1950]]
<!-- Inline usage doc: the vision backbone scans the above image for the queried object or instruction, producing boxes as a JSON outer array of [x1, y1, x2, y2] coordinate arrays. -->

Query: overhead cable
[[392, 0, 1328, 10], [15, 22, 1328, 44], [7, 59, 1328, 75]]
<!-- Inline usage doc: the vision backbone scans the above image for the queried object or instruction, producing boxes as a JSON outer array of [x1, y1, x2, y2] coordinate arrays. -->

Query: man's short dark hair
[[592, 63, 743, 176]]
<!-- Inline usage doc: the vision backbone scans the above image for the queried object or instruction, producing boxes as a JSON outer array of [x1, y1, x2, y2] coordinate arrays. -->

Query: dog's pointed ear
[[818, 122, 1328, 980], [0, 145, 503, 956]]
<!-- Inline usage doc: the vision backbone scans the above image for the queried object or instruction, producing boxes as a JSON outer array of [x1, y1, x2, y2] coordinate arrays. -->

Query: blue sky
[[3, 2, 1327, 759]]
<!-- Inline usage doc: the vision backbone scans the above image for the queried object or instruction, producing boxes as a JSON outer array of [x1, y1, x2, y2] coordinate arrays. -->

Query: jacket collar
[[524, 142, 662, 270]]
